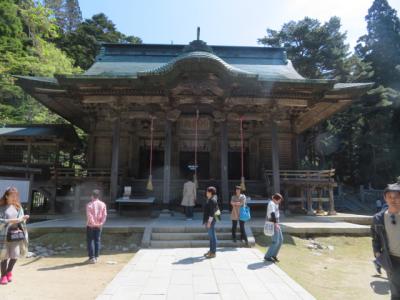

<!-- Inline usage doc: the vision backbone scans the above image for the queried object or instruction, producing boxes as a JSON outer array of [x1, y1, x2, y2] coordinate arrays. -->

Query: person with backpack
[[203, 186, 220, 258]]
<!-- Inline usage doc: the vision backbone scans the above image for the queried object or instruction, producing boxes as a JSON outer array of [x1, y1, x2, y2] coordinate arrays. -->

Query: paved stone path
[[96, 248, 315, 300]]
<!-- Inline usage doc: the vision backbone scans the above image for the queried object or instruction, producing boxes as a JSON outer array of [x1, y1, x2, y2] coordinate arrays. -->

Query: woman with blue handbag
[[230, 186, 249, 246]]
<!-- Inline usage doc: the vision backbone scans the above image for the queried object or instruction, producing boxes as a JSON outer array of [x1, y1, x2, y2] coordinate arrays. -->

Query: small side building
[[0, 124, 81, 213]]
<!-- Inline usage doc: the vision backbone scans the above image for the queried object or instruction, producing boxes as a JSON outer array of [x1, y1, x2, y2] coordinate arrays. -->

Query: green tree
[[43, 0, 65, 31], [57, 13, 142, 69], [64, 0, 82, 32], [258, 17, 350, 79], [0, 0, 80, 125], [44, 0, 82, 32], [356, 0, 400, 89]]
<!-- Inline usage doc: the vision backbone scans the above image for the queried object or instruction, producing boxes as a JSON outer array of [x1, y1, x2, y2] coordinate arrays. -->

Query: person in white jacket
[[181, 175, 196, 220]]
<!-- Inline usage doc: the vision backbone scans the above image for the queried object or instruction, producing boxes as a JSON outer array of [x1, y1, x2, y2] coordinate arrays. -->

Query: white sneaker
[[89, 258, 96, 264]]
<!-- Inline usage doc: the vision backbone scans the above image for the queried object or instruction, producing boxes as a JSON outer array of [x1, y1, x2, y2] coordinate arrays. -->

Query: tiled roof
[[83, 42, 305, 81], [0, 125, 80, 146]]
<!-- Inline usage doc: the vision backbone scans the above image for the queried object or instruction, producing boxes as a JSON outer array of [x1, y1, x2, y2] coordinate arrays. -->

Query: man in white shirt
[[265, 193, 283, 263]]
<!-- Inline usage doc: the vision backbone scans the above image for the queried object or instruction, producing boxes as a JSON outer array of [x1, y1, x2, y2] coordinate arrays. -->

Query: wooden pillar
[[50, 142, 60, 214], [249, 136, 259, 180], [291, 134, 299, 169], [307, 187, 314, 215], [163, 120, 172, 205], [87, 134, 95, 167], [328, 186, 336, 215], [220, 121, 229, 209], [317, 188, 323, 213], [26, 173, 34, 214], [271, 120, 280, 193], [69, 150, 74, 168], [300, 188, 305, 211], [110, 118, 121, 203], [25, 139, 32, 179], [73, 184, 81, 213], [171, 135, 179, 179], [210, 137, 218, 180]]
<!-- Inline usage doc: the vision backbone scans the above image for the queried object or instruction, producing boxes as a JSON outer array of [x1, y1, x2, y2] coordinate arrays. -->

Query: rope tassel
[[240, 116, 246, 191], [146, 174, 153, 191], [147, 117, 154, 191], [194, 109, 199, 189]]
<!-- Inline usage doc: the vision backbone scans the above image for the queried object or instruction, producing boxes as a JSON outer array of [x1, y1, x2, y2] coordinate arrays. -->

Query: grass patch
[[30, 232, 142, 257], [255, 234, 390, 300]]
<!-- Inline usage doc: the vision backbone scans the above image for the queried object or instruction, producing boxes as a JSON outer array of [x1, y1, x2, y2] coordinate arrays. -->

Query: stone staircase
[[143, 226, 256, 248]]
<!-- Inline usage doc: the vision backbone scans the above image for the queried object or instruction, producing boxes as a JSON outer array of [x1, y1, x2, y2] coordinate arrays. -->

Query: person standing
[[230, 186, 248, 246], [86, 189, 107, 264], [0, 187, 29, 285], [181, 175, 196, 220], [203, 186, 219, 259], [371, 181, 400, 300], [264, 193, 283, 263]]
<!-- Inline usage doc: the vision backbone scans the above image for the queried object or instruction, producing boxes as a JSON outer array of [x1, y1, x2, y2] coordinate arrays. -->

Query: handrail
[[264, 169, 335, 180], [50, 167, 125, 178]]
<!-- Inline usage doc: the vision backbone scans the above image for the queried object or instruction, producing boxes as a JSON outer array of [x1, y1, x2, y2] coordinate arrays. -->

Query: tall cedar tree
[[44, 0, 82, 32], [258, 17, 350, 80], [356, 0, 400, 89], [57, 13, 142, 69]]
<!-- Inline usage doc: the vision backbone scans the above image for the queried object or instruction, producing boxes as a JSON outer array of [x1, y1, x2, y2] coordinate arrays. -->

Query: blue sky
[[79, 0, 400, 50]]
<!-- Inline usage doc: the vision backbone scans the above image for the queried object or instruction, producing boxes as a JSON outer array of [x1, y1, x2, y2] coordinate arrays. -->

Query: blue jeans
[[87, 226, 102, 259], [185, 206, 194, 218], [207, 221, 217, 253], [265, 225, 283, 259]]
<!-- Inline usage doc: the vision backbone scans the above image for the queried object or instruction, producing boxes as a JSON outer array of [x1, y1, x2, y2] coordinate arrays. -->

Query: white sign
[[0, 178, 31, 203]]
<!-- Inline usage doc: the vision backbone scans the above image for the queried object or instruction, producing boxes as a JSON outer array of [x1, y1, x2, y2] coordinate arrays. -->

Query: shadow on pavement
[[37, 260, 89, 271], [173, 256, 205, 265], [247, 261, 273, 270], [370, 279, 390, 295]]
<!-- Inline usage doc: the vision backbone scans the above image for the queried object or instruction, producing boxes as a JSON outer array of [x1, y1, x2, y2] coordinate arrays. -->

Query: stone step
[[152, 226, 237, 233], [151, 232, 233, 241], [150, 240, 250, 248]]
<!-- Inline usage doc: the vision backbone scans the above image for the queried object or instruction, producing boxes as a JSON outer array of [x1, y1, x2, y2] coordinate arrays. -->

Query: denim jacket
[[371, 208, 394, 273]]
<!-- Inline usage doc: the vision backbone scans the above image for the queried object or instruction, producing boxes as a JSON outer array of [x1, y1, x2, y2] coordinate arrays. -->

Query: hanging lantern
[[193, 109, 199, 188], [240, 116, 246, 191], [146, 117, 154, 191]]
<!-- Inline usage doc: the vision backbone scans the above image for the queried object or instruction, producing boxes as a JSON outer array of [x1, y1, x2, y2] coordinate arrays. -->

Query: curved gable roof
[[84, 42, 305, 81]]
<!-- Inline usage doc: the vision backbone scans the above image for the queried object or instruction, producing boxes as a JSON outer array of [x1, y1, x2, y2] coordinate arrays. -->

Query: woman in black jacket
[[203, 186, 219, 258]]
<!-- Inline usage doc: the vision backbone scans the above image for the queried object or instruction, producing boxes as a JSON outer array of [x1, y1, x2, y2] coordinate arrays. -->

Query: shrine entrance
[[178, 137, 211, 180], [179, 151, 210, 180]]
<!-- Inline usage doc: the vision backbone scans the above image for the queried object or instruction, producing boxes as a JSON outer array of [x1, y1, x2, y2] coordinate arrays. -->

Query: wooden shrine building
[[14, 35, 372, 214]]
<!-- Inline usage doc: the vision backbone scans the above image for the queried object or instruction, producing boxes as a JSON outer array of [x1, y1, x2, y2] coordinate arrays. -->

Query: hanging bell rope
[[240, 116, 246, 191], [146, 117, 154, 191], [193, 109, 199, 188]]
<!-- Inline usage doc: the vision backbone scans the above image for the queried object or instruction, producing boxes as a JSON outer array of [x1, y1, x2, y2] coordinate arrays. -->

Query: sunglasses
[[390, 214, 397, 225]]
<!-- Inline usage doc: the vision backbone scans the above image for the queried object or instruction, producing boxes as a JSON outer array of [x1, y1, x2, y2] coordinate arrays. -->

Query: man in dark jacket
[[371, 180, 400, 300]]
